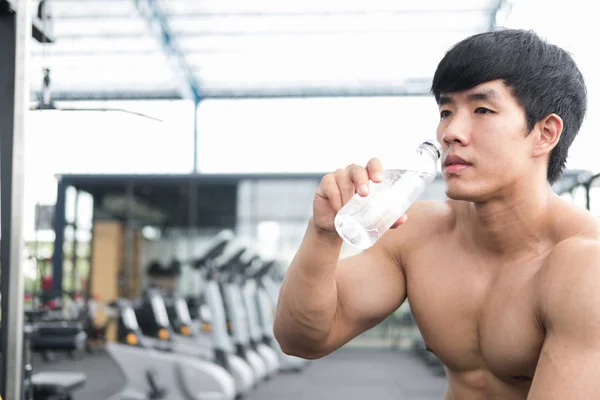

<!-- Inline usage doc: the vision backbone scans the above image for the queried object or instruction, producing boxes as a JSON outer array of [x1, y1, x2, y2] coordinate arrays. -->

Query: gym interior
[[1, 1, 599, 399]]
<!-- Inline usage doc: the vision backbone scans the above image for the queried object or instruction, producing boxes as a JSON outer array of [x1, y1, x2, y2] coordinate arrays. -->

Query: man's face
[[435, 80, 532, 202]]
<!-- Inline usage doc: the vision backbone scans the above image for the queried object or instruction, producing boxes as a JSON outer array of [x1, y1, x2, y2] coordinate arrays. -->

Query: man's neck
[[465, 180, 557, 260]]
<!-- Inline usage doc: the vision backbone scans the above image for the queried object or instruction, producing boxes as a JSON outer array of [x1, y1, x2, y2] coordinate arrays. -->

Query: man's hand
[[314, 159, 408, 234], [527, 239, 600, 399]]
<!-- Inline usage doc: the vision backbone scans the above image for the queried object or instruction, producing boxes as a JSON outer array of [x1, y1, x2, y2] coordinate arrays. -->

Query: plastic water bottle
[[334, 140, 442, 250]]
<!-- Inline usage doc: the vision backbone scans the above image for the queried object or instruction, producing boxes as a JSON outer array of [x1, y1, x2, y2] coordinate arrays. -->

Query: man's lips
[[444, 164, 471, 173], [443, 154, 472, 172]]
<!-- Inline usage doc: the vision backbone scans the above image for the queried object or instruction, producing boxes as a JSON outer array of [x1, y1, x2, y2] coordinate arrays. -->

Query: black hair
[[431, 28, 587, 184]]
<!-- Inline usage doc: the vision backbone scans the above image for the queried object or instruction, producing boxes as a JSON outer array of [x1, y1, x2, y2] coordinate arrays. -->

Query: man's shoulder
[[545, 204, 600, 267], [545, 235, 600, 271], [537, 235, 600, 330], [538, 214, 600, 321]]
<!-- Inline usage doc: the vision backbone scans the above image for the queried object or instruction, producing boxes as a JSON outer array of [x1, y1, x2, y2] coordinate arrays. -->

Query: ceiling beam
[[54, 8, 494, 19], [33, 81, 433, 101], [133, 0, 203, 103]]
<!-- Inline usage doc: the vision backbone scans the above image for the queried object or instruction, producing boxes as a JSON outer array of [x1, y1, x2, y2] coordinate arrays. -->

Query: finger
[[390, 213, 408, 229], [347, 164, 370, 197], [366, 158, 384, 183], [317, 174, 343, 212], [333, 168, 356, 206]]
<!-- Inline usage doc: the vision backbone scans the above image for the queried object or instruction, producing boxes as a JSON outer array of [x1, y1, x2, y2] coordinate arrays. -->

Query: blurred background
[[1, 0, 599, 399]]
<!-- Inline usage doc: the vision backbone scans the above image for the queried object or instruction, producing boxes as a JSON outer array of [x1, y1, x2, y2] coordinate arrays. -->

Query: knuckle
[[349, 163, 366, 178], [333, 169, 351, 186], [321, 173, 334, 185], [320, 175, 335, 191], [333, 168, 346, 178]]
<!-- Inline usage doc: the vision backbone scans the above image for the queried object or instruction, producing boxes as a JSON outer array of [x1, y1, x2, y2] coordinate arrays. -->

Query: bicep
[[326, 238, 407, 350], [528, 332, 600, 399], [528, 241, 600, 398]]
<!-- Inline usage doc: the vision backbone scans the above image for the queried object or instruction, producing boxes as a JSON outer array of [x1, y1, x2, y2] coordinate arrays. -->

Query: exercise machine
[[105, 299, 236, 400], [189, 231, 257, 396], [214, 241, 270, 383], [235, 250, 281, 377], [163, 293, 213, 360], [250, 258, 309, 372]]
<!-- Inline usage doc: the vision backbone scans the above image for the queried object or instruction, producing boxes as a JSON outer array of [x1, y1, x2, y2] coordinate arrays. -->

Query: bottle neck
[[417, 144, 440, 162]]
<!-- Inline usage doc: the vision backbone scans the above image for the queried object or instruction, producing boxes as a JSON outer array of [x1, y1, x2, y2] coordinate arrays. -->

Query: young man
[[273, 29, 597, 399]]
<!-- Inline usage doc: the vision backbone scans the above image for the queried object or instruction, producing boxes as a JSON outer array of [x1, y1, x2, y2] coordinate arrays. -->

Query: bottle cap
[[423, 140, 442, 159]]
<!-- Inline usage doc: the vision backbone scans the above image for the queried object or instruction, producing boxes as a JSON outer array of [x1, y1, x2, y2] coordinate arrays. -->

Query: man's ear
[[532, 113, 563, 157]]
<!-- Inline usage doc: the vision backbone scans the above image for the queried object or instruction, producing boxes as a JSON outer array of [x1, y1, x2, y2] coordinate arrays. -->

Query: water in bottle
[[334, 140, 442, 250]]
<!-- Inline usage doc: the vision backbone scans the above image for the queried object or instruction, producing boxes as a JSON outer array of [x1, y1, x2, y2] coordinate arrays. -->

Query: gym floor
[[33, 347, 447, 400]]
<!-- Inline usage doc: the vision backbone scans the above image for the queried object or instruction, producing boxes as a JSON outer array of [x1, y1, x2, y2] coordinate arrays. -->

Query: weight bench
[[31, 371, 86, 399]]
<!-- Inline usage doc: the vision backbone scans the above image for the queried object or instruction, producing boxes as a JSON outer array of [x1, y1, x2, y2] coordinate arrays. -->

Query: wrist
[[310, 219, 343, 246]]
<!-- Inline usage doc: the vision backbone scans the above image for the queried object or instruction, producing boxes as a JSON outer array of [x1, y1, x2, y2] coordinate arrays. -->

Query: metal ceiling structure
[[30, 0, 511, 102]]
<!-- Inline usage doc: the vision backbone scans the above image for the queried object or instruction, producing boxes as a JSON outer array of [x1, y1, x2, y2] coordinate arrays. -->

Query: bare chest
[[404, 249, 546, 384]]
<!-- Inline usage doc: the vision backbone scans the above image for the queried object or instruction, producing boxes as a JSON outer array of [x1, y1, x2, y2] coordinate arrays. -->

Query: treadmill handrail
[[253, 260, 276, 279], [214, 243, 246, 271], [194, 230, 235, 268]]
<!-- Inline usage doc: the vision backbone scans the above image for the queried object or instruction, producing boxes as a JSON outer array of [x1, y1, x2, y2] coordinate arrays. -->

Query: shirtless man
[[273, 29, 597, 399]]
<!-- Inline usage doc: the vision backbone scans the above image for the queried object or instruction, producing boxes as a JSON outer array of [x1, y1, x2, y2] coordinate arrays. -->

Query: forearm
[[273, 219, 343, 357]]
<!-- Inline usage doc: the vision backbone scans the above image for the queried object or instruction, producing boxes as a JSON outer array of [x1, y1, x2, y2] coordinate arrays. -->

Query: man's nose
[[442, 114, 471, 146]]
